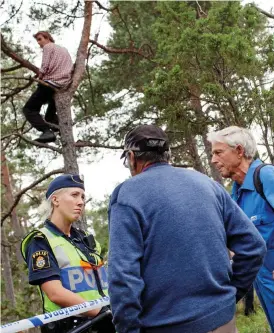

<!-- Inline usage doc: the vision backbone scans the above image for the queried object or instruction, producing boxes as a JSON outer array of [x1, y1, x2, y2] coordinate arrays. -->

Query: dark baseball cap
[[121, 124, 169, 159]]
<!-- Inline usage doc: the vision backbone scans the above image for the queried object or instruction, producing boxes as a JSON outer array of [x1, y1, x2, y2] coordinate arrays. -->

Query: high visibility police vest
[[21, 227, 108, 313]]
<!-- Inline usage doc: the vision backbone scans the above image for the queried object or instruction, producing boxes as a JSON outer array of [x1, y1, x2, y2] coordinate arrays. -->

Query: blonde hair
[[207, 126, 257, 159], [39, 188, 66, 220]]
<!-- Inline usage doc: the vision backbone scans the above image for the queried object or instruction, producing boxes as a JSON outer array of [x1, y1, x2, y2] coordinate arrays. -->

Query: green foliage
[[149, 1, 268, 122], [1, 281, 41, 322], [86, 198, 110, 258], [80, 1, 273, 170], [83, 0, 274, 171], [236, 298, 271, 333]]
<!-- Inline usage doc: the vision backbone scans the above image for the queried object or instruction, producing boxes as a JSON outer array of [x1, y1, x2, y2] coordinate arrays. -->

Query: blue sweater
[[108, 164, 266, 333]]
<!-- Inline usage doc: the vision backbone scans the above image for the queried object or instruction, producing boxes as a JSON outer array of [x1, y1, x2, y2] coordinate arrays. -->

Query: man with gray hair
[[108, 124, 266, 333], [208, 126, 274, 332]]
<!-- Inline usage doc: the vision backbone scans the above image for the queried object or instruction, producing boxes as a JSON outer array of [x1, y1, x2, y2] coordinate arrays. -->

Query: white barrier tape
[[1, 296, 110, 333]]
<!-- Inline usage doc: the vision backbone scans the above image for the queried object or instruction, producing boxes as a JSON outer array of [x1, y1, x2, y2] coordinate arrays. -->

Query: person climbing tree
[[23, 31, 73, 143]]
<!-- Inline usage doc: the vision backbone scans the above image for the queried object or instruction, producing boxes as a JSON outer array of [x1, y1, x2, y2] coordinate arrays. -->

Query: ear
[[51, 195, 59, 207], [128, 150, 135, 163], [128, 150, 137, 170], [235, 144, 245, 158]]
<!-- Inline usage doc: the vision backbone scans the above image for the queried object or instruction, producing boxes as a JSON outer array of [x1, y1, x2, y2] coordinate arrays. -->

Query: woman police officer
[[21, 174, 115, 332]]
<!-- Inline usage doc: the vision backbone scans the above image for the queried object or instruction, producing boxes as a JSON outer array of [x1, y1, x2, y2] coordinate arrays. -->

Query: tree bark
[[52, 0, 93, 174], [71, 1, 93, 91], [53, 0, 93, 175], [54, 91, 79, 173], [257, 79, 274, 163], [186, 134, 206, 174], [189, 85, 223, 183], [1, 229, 16, 307], [53, 1, 93, 229], [1, 152, 26, 282]]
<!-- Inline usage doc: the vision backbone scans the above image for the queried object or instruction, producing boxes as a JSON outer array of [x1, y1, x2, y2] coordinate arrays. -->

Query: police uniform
[[21, 220, 115, 333], [232, 159, 274, 332]]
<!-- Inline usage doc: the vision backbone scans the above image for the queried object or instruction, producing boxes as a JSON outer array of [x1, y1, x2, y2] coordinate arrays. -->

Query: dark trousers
[[244, 286, 255, 316], [23, 84, 59, 132]]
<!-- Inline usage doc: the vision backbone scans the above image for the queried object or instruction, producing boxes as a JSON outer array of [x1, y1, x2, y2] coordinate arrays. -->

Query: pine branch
[[1, 64, 23, 73], [1, 76, 59, 104], [15, 133, 62, 153], [114, 5, 133, 43], [2, 76, 33, 81], [1, 127, 31, 141], [35, 2, 85, 19], [1, 80, 33, 104], [75, 140, 122, 150], [93, 1, 117, 12], [195, 1, 208, 18], [1, 0, 23, 26], [90, 39, 154, 60], [1, 34, 39, 74], [32, 77, 60, 92], [254, 5, 274, 19], [1, 168, 65, 225]]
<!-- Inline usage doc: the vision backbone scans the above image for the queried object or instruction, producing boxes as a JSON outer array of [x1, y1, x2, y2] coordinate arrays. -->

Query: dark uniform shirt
[[25, 220, 96, 286]]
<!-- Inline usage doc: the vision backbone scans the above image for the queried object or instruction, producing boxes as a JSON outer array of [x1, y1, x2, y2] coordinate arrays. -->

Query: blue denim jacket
[[231, 159, 274, 270]]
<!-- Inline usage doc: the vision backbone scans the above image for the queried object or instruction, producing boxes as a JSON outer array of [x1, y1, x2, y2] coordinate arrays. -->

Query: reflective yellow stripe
[[21, 227, 108, 313]]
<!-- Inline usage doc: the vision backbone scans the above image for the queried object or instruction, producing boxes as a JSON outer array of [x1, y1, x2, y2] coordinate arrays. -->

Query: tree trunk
[[1, 229, 16, 307], [54, 91, 79, 174], [189, 86, 223, 183], [258, 79, 274, 163], [186, 134, 206, 174], [54, 91, 87, 231], [53, 1, 93, 230], [1, 152, 27, 282]]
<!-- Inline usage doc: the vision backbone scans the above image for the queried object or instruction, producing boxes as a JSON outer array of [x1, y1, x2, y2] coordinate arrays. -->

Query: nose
[[211, 153, 217, 164], [77, 197, 85, 207]]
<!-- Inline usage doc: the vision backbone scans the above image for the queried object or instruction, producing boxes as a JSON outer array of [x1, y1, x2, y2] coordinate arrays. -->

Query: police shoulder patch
[[32, 250, 50, 270]]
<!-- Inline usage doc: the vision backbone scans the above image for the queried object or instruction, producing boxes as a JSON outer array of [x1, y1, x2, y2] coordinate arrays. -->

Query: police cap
[[46, 174, 85, 199]]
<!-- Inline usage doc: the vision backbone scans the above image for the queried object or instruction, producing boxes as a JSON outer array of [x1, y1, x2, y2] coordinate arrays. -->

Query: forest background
[[1, 0, 274, 332]]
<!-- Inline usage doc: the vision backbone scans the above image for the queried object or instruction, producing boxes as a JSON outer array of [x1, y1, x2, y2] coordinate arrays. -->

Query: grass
[[236, 297, 271, 333]]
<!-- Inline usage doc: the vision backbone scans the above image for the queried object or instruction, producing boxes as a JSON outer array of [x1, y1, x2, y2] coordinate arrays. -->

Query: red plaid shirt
[[40, 43, 73, 87]]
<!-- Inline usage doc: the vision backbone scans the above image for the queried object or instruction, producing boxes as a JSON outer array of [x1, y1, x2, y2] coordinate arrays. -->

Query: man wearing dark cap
[[108, 125, 266, 333]]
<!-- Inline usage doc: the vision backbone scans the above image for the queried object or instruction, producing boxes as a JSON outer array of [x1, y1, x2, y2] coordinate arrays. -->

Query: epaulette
[[34, 232, 45, 239]]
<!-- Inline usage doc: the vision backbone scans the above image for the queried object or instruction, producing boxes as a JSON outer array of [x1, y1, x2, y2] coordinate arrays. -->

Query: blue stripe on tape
[[29, 317, 44, 327]]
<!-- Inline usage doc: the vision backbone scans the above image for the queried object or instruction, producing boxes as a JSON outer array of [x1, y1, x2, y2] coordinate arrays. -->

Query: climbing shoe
[[35, 130, 56, 143]]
